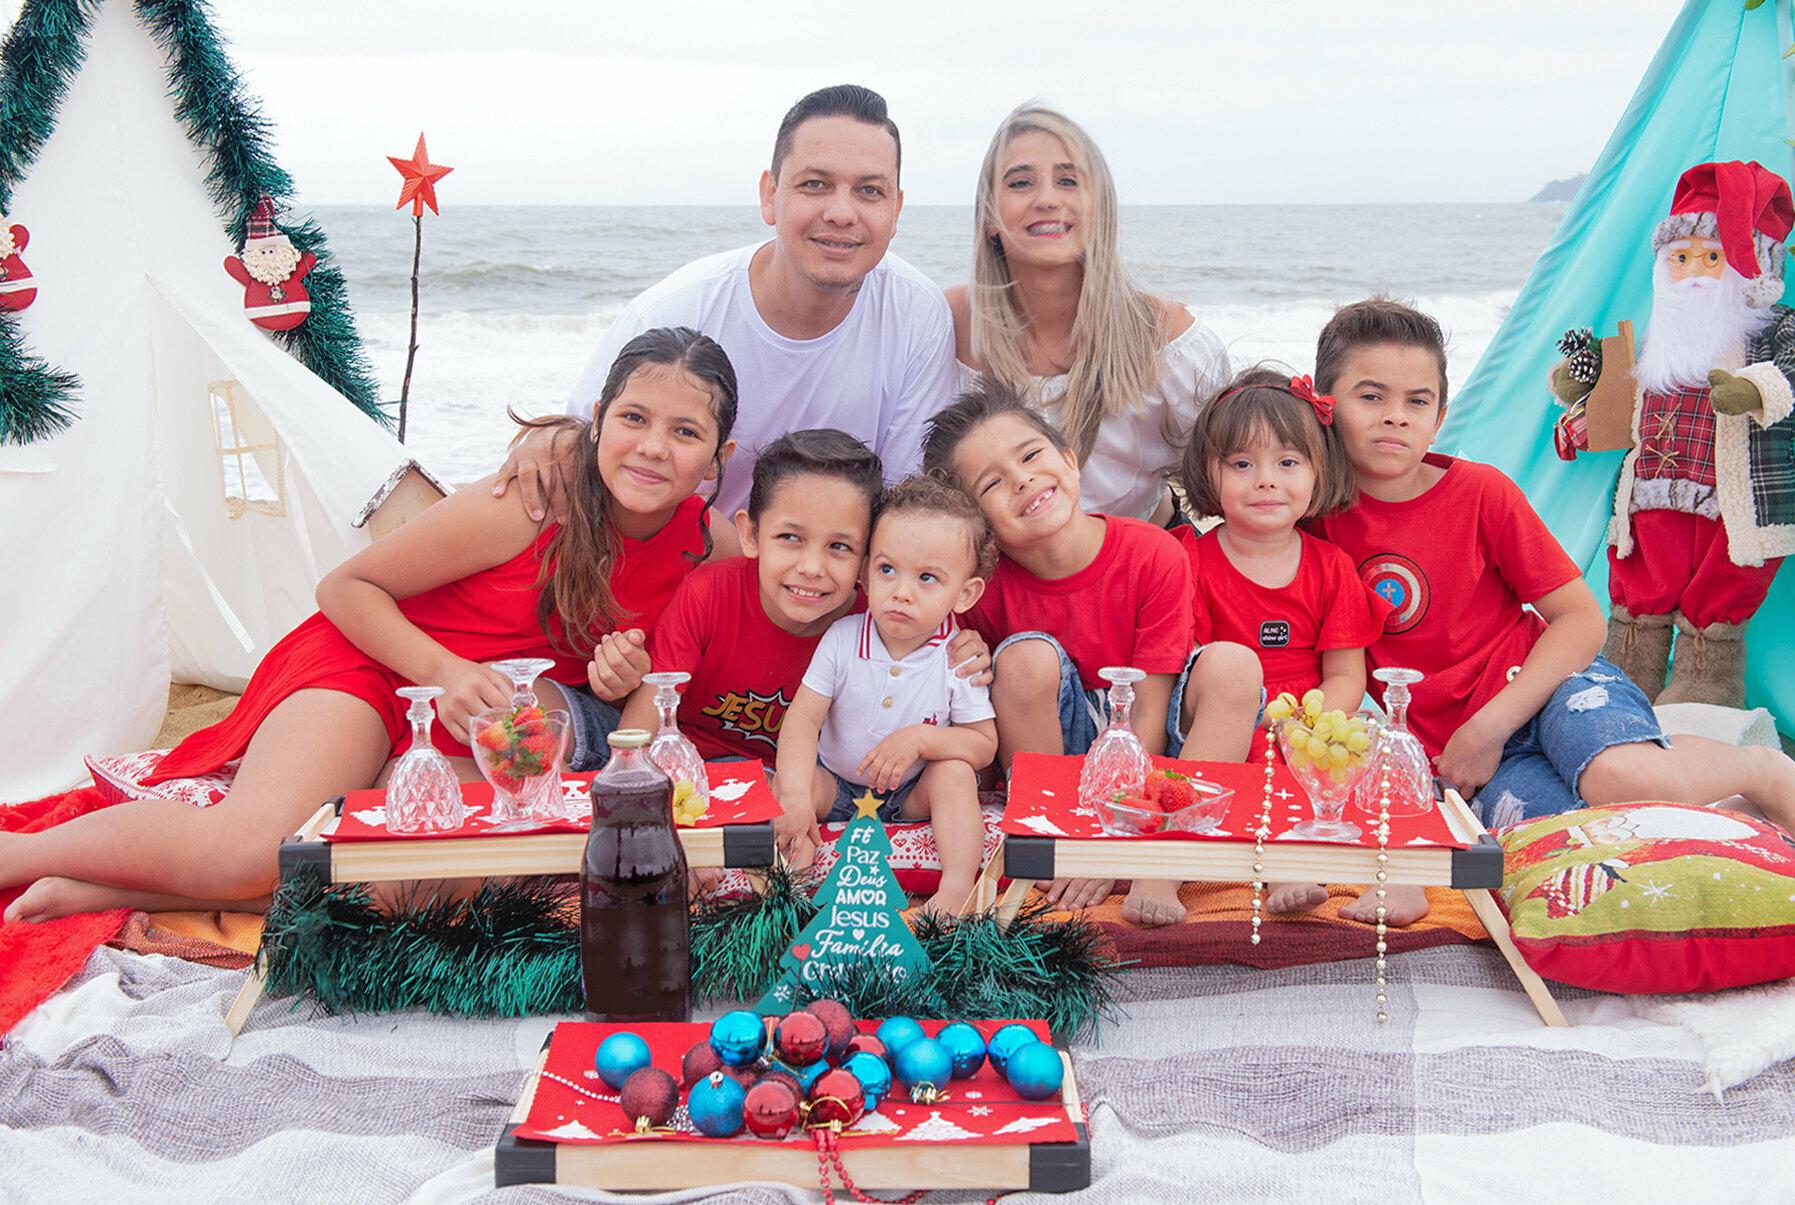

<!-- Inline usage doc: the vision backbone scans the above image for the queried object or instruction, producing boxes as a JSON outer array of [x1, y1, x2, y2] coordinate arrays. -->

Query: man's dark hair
[[771, 84, 901, 182]]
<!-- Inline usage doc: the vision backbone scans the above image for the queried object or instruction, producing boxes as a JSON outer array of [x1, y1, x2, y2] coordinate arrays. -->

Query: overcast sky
[[10, 0, 1692, 206]]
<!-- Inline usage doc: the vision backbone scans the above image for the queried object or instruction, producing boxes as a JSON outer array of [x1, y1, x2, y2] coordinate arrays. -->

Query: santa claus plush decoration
[[0, 218, 37, 311], [1553, 160, 1795, 707], [223, 196, 315, 331]]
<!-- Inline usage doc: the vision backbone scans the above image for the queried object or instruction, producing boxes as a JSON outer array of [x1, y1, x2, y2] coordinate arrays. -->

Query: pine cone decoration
[[1557, 326, 1596, 357], [1568, 347, 1601, 384]]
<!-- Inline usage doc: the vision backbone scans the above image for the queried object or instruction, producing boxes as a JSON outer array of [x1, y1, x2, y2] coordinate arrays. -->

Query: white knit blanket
[[5, 945, 1795, 1202]]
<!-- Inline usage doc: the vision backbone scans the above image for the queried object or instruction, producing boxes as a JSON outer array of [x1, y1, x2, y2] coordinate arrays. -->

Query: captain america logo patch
[[1361, 553, 1429, 634]]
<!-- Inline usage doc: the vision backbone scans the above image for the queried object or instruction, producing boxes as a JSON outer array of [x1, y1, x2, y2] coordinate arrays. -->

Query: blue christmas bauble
[[934, 1021, 988, 1079], [892, 1037, 953, 1095], [1003, 1040, 1064, 1101], [709, 1010, 768, 1067], [985, 1023, 1038, 1076], [686, 1070, 747, 1138], [875, 1016, 926, 1060], [793, 1058, 829, 1094], [594, 1031, 652, 1089], [843, 1050, 892, 1111]]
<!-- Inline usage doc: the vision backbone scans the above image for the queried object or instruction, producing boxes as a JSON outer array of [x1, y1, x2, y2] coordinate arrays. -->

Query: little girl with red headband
[[1169, 366, 1394, 915]]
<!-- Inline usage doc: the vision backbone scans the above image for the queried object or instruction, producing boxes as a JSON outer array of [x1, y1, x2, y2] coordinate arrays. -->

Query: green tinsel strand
[[262, 877, 583, 1017], [0, 1, 88, 439], [133, 0, 386, 422], [916, 900, 1125, 1042], [689, 866, 820, 1003], [0, 314, 78, 442], [0, 0, 94, 210]]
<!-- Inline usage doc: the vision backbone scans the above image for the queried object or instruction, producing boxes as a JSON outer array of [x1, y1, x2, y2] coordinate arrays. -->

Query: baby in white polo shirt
[[775, 475, 999, 918]]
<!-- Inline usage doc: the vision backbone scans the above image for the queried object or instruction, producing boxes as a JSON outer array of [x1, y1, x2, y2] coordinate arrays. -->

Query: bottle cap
[[607, 729, 651, 749]]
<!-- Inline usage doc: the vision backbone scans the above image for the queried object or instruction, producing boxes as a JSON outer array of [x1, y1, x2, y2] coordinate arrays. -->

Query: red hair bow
[[1289, 374, 1334, 425]]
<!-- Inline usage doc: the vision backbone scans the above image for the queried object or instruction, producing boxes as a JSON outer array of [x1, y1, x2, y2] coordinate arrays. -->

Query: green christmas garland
[[0, 0, 387, 444], [261, 870, 1126, 1041]]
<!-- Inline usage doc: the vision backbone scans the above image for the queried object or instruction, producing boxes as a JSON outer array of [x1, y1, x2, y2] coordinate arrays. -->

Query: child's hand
[[858, 729, 927, 792], [947, 628, 993, 687], [436, 659, 518, 745], [588, 628, 651, 701], [1432, 720, 1505, 800], [774, 807, 818, 870]]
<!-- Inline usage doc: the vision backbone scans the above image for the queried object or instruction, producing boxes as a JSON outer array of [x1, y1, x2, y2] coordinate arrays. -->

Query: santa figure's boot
[[1601, 605, 1673, 702], [1658, 613, 1748, 708]]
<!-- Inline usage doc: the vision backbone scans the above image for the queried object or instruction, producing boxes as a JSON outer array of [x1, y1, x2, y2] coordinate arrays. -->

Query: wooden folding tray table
[[970, 752, 1566, 1027]]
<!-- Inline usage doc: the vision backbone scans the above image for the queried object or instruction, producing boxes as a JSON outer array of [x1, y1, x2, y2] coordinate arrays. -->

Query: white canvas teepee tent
[[0, 0, 432, 801]]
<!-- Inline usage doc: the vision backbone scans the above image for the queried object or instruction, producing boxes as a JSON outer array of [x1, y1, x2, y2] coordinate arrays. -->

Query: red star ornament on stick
[[388, 133, 452, 216]]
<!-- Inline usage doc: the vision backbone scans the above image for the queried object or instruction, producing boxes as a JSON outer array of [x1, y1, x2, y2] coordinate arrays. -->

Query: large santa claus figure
[[1554, 160, 1795, 708]]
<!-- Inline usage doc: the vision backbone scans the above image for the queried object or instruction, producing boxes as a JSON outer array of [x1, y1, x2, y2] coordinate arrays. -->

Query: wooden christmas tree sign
[[757, 792, 931, 1013]]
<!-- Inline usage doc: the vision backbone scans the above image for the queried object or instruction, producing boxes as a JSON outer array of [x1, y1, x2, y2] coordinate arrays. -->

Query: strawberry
[[519, 732, 558, 764], [1158, 771, 1198, 813], [489, 767, 523, 793], [474, 722, 511, 752], [512, 705, 545, 727], [1143, 769, 1175, 804]]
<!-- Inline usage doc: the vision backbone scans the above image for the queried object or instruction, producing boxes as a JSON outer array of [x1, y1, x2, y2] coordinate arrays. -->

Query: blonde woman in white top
[[945, 104, 1230, 526]]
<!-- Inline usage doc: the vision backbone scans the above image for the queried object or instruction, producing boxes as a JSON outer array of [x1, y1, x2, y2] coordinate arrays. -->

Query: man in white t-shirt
[[499, 84, 957, 550]]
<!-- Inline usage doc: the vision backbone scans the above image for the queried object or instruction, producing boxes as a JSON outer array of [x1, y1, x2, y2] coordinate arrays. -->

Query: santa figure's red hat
[[244, 196, 285, 248], [1653, 160, 1794, 307]]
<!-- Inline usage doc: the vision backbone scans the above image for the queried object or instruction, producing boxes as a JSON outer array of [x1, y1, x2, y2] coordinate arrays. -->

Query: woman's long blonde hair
[[970, 104, 1165, 462]]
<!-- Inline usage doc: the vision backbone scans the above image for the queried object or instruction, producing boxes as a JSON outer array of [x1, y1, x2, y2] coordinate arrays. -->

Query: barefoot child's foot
[[4, 876, 123, 923], [1340, 883, 1430, 925], [1120, 879, 1186, 927], [922, 874, 978, 921], [1266, 882, 1329, 913]]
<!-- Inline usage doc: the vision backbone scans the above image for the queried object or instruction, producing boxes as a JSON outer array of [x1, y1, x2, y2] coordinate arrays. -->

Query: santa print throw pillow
[[1495, 802, 1795, 993], [85, 751, 237, 809]]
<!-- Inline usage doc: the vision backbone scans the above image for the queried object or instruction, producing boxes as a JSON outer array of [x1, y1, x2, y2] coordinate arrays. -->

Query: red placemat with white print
[[1000, 752, 1465, 848], [515, 1018, 1079, 1147], [326, 761, 782, 841]]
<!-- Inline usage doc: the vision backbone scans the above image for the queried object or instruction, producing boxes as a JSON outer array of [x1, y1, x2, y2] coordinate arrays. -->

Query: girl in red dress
[[1, 328, 738, 922]]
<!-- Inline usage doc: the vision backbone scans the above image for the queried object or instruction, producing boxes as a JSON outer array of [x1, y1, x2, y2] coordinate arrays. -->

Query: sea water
[[313, 203, 1568, 486]]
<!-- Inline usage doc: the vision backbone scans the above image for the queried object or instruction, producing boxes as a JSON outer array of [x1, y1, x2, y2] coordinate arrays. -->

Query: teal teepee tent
[[1445, 0, 1795, 734]]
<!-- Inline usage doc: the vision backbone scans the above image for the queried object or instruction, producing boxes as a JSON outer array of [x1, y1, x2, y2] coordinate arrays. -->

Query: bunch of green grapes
[[1265, 689, 1373, 783]]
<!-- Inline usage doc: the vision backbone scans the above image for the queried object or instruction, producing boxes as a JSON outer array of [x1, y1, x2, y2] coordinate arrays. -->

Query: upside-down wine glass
[[1079, 666, 1152, 833], [644, 671, 709, 807], [385, 686, 465, 833], [1363, 667, 1436, 818]]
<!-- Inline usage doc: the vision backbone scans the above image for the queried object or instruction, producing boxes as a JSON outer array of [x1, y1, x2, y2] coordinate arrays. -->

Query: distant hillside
[[1531, 173, 1587, 202]]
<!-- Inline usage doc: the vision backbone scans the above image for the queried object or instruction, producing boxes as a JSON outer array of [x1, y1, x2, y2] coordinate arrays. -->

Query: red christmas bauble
[[805, 999, 856, 1063], [806, 1066, 866, 1127], [774, 1010, 829, 1066], [682, 1039, 724, 1087], [843, 1033, 888, 1062], [743, 1078, 801, 1139], [618, 1067, 678, 1128]]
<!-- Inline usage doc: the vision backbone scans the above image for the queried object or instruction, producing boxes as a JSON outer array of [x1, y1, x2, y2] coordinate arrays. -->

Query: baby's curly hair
[[874, 474, 998, 578]]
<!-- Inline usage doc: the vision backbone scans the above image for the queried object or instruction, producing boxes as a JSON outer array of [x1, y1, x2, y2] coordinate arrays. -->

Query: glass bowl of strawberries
[[1096, 767, 1234, 837], [470, 702, 570, 827]]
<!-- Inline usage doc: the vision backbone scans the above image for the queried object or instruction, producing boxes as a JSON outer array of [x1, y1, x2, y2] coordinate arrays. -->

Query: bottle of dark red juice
[[580, 728, 691, 1021]]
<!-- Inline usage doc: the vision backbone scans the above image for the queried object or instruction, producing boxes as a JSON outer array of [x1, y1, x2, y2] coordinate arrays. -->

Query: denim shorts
[[1164, 645, 1267, 758], [557, 682, 623, 772], [1475, 655, 1669, 827], [821, 766, 921, 823], [992, 631, 1107, 757]]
